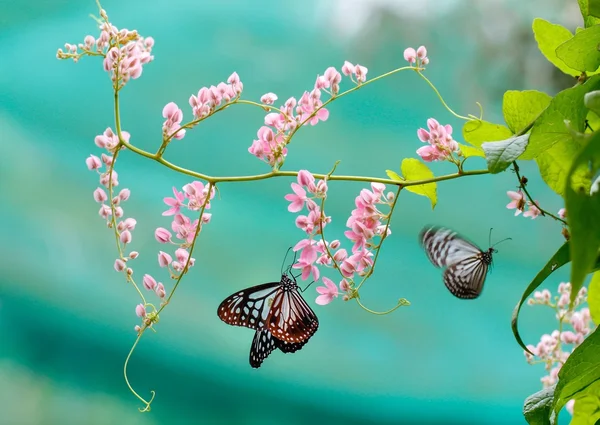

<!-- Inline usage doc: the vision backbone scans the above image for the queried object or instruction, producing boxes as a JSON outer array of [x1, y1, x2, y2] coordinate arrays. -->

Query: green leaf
[[556, 25, 600, 73], [386, 169, 403, 181], [482, 134, 529, 174], [401, 158, 437, 209], [536, 138, 588, 195], [512, 242, 571, 353], [585, 91, 600, 117], [565, 130, 600, 303], [586, 0, 600, 23], [462, 120, 513, 148], [569, 380, 600, 425], [589, 272, 600, 326], [458, 143, 485, 158], [522, 75, 600, 159], [532, 18, 581, 77], [503, 90, 553, 134], [524, 385, 556, 425], [553, 327, 600, 417]]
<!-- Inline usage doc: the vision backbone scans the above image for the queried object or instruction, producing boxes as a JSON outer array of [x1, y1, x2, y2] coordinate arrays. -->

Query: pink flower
[[524, 201, 541, 219], [506, 191, 525, 216], [323, 67, 342, 94], [93, 188, 107, 203], [315, 277, 339, 305], [155, 282, 166, 298], [297, 170, 316, 190], [341, 61, 355, 76], [260, 92, 278, 105], [404, 47, 417, 63], [162, 102, 186, 140], [171, 214, 199, 242], [155, 227, 172, 243], [354, 64, 368, 83], [558, 208, 566, 219], [292, 243, 320, 281], [118, 189, 131, 201], [143, 274, 157, 290], [120, 230, 132, 244], [285, 183, 307, 212], [135, 304, 146, 317], [163, 187, 185, 216], [227, 72, 243, 94], [172, 248, 195, 272], [114, 259, 126, 272], [416, 46, 427, 59], [183, 181, 213, 210], [158, 251, 172, 268], [86, 155, 102, 170], [415, 119, 458, 161]]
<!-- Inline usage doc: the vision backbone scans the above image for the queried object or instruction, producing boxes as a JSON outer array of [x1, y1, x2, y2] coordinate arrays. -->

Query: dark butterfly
[[419, 226, 510, 299], [217, 272, 319, 368]]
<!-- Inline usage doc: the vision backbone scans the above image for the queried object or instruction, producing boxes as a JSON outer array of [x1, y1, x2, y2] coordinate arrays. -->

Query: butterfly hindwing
[[217, 281, 281, 330], [420, 226, 482, 267], [249, 328, 278, 368]]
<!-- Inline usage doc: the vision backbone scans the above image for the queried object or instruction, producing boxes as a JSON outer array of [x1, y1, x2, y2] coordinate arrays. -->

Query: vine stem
[[512, 162, 566, 224], [355, 297, 411, 315], [123, 333, 155, 412]]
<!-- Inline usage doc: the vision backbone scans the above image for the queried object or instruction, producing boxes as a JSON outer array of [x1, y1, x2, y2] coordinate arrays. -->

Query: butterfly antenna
[[492, 237, 512, 248], [488, 227, 493, 248], [281, 247, 293, 275], [299, 280, 316, 293]]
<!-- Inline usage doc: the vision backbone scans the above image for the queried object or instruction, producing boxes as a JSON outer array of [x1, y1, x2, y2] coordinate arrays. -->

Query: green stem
[[123, 333, 155, 412], [355, 297, 411, 315]]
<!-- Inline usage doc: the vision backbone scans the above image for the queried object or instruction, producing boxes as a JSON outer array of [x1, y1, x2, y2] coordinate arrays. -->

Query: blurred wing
[[249, 328, 278, 368], [217, 282, 281, 330], [420, 226, 483, 267], [443, 254, 489, 299], [266, 288, 319, 343]]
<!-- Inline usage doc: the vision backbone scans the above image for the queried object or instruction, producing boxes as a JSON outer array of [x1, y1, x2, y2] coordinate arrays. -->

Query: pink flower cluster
[[404, 46, 429, 66], [162, 102, 186, 140], [524, 282, 594, 416], [506, 191, 541, 219], [415, 118, 459, 162], [250, 62, 366, 169], [189, 72, 243, 119], [285, 173, 394, 305], [87, 127, 139, 276]]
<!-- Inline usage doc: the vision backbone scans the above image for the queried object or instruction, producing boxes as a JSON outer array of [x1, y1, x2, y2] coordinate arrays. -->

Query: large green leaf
[[585, 91, 600, 118], [569, 380, 600, 425], [588, 272, 600, 326], [503, 90, 552, 134], [512, 242, 571, 353], [584, 0, 600, 24], [521, 75, 600, 159], [565, 130, 600, 303], [458, 143, 485, 158], [552, 327, 600, 419], [482, 135, 529, 174], [556, 25, 600, 73], [536, 138, 588, 195], [400, 159, 437, 209], [532, 18, 580, 77], [462, 120, 513, 147], [524, 385, 556, 425]]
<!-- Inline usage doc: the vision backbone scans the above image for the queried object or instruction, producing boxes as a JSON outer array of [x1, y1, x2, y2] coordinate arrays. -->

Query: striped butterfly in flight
[[217, 256, 319, 368], [419, 226, 511, 299]]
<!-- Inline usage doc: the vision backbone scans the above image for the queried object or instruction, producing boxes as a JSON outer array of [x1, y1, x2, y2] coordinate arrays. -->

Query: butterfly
[[217, 272, 319, 368], [419, 226, 510, 299]]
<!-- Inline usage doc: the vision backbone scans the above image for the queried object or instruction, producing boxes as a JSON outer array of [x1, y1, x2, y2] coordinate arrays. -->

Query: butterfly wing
[[420, 226, 482, 268], [249, 328, 278, 368], [275, 335, 310, 353], [442, 253, 489, 299], [266, 278, 319, 343], [217, 282, 281, 330]]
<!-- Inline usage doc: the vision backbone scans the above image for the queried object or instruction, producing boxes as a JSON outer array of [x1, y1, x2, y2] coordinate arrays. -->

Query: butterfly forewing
[[420, 226, 482, 267], [217, 281, 281, 330], [420, 226, 496, 299], [266, 275, 319, 343]]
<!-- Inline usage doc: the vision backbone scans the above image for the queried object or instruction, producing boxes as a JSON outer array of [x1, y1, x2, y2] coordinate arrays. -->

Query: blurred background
[[0, 0, 586, 423]]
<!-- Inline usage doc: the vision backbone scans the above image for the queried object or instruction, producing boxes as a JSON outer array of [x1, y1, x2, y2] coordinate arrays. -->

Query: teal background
[[0, 0, 583, 424]]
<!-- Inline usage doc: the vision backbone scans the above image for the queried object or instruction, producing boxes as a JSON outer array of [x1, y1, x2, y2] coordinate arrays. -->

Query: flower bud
[[155, 228, 172, 243], [114, 258, 126, 271], [135, 303, 146, 317], [143, 274, 157, 290]]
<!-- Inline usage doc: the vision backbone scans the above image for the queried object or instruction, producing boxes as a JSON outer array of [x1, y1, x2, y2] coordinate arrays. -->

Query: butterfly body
[[420, 226, 499, 299], [217, 273, 318, 368]]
